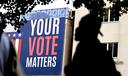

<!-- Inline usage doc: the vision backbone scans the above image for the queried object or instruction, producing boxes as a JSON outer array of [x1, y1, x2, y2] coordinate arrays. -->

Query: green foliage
[[1, 0, 127, 31], [73, 0, 105, 10], [73, 0, 128, 16], [73, 0, 106, 18], [0, 0, 54, 31]]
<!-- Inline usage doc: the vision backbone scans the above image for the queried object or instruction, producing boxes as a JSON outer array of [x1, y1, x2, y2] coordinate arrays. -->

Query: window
[[101, 8, 119, 22], [110, 8, 119, 21], [102, 42, 118, 57], [102, 8, 109, 22]]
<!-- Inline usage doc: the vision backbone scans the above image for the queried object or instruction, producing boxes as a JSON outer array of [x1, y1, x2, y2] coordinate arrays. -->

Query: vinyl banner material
[[6, 8, 69, 75]]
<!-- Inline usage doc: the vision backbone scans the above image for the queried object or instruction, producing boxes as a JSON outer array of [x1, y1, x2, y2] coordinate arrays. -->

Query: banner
[[6, 8, 70, 75]]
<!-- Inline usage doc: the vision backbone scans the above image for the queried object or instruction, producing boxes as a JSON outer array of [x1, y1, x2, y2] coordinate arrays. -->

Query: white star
[[13, 34, 16, 37], [8, 34, 11, 37], [18, 33, 22, 37]]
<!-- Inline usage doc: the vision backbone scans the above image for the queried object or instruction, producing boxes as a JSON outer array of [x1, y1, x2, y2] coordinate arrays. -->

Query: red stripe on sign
[[18, 39, 22, 61]]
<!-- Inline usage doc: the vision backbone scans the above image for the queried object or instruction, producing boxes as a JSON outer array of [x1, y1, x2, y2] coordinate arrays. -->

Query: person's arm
[[0, 33, 10, 76], [2, 33, 18, 76]]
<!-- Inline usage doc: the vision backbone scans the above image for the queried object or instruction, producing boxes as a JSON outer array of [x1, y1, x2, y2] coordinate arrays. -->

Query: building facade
[[73, 5, 128, 76]]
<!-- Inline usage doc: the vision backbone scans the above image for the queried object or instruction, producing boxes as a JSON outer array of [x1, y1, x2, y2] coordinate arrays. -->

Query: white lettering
[[26, 57, 33, 67], [44, 18, 52, 35], [37, 19, 44, 35], [52, 56, 57, 67], [25, 56, 57, 68], [31, 20, 37, 36], [30, 18, 60, 36], [52, 18, 60, 34]]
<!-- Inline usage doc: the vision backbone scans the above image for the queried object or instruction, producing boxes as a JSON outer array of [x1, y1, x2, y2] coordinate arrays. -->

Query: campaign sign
[[6, 8, 69, 75]]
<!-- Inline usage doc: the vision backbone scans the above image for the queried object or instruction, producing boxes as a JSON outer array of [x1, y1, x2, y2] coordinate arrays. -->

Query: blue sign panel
[[6, 8, 69, 75]]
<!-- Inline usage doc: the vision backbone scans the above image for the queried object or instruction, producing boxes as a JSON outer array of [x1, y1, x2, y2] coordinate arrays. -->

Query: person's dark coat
[[64, 13, 121, 76]]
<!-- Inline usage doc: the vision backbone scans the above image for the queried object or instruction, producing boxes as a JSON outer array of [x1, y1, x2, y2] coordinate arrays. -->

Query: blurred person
[[0, 12, 24, 76], [64, 11, 121, 76]]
